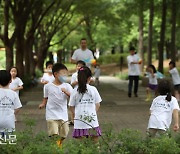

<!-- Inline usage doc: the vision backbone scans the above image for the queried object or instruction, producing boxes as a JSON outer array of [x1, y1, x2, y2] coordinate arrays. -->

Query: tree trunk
[[119, 45, 124, 72], [170, 0, 177, 62], [158, 0, 167, 73], [5, 45, 13, 70], [57, 50, 63, 63], [138, 4, 144, 71], [147, 0, 154, 66]]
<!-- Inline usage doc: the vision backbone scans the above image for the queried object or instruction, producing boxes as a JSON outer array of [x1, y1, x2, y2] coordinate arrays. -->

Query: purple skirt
[[72, 127, 101, 138], [148, 84, 158, 91]]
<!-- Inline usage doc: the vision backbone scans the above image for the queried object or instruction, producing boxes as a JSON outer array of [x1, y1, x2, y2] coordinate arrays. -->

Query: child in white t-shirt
[[41, 61, 55, 84], [39, 63, 73, 147], [9, 67, 23, 96], [0, 70, 22, 136], [69, 66, 102, 142], [71, 60, 86, 88], [94, 64, 101, 86], [145, 65, 158, 101], [169, 61, 180, 102], [147, 79, 179, 137]]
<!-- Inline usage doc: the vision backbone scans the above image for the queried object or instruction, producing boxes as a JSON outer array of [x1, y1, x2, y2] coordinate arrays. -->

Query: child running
[[9, 67, 23, 95], [41, 61, 55, 84], [39, 63, 73, 146], [147, 79, 179, 137], [169, 61, 180, 102], [71, 60, 86, 88], [145, 65, 158, 101], [0, 70, 22, 137], [69, 66, 102, 142]]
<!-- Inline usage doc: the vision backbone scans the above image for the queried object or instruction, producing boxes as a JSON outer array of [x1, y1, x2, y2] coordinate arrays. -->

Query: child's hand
[[61, 88, 67, 93], [12, 88, 17, 91], [39, 103, 45, 109], [173, 124, 179, 132]]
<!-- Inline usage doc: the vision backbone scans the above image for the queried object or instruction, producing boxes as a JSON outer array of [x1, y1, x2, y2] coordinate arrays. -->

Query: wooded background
[[0, 0, 179, 78]]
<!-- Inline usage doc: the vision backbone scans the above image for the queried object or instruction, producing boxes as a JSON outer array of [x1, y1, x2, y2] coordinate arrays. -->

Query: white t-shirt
[[41, 73, 55, 84], [148, 95, 179, 131], [0, 88, 22, 132], [148, 73, 158, 85], [69, 84, 102, 129], [94, 68, 101, 78], [9, 77, 23, 95], [44, 82, 73, 121], [169, 68, 180, 85], [72, 48, 94, 67], [127, 54, 141, 76], [71, 72, 78, 88]]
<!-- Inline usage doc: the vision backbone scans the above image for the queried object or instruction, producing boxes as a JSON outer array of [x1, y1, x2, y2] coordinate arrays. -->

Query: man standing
[[127, 47, 141, 97], [71, 38, 94, 68]]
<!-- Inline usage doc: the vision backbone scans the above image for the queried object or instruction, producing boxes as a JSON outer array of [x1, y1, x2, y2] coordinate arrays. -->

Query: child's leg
[[91, 136, 99, 143], [58, 120, 69, 142], [145, 87, 151, 101], [148, 128, 157, 137], [174, 90, 180, 102]]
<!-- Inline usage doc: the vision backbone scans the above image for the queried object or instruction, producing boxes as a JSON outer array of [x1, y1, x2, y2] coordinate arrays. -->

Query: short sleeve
[[89, 50, 94, 60], [169, 68, 176, 74], [66, 83, 73, 94], [172, 98, 180, 110], [71, 73, 77, 84], [127, 56, 133, 65], [18, 78, 23, 86], [69, 90, 76, 106], [14, 93, 22, 109], [149, 100, 155, 111], [44, 84, 48, 98], [71, 50, 78, 60], [93, 87, 102, 104]]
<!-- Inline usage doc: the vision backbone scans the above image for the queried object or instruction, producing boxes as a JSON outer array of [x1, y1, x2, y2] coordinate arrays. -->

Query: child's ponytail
[[77, 66, 92, 94], [166, 93, 172, 102]]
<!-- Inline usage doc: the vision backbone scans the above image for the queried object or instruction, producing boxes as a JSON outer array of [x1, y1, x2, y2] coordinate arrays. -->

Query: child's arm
[[61, 88, 71, 97], [39, 98, 48, 109], [173, 109, 179, 132], [14, 108, 20, 115], [71, 81, 78, 87], [70, 106, 75, 120], [12, 86, 23, 91], [96, 103, 100, 112]]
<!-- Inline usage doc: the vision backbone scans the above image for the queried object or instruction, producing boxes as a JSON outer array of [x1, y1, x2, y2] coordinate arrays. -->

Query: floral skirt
[[72, 127, 101, 138]]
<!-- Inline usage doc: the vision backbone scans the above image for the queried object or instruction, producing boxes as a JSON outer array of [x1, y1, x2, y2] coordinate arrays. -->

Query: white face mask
[[46, 69, 52, 73], [58, 75, 67, 83]]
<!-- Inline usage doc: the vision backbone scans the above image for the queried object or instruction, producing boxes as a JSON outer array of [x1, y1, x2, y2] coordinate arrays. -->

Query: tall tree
[[147, 0, 154, 65], [158, 0, 167, 73]]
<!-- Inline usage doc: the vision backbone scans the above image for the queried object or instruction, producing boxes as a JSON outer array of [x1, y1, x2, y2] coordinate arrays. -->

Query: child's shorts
[[47, 119, 69, 138], [72, 127, 101, 138], [148, 84, 158, 91], [174, 84, 180, 92]]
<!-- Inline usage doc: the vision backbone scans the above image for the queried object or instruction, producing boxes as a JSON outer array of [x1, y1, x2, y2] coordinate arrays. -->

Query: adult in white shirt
[[71, 38, 94, 68], [0, 70, 22, 134], [169, 61, 180, 101], [127, 47, 141, 97]]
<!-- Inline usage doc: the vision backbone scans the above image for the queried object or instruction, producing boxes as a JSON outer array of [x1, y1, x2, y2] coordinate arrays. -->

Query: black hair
[[148, 64, 157, 73], [77, 66, 92, 94], [129, 47, 135, 51], [80, 38, 87, 42], [46, 61, 54, 68], [158, 79, 172, 102], [76, 60, 86, 66], [9, 66, 19, 77], [52, 63, 67, 76], [0, 70, 11, 87], [169, 61, 176, 67]]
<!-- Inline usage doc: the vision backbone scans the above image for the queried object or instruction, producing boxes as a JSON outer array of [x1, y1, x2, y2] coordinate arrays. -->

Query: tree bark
[[147, 0, 154, 66], [170, 0, 177, 61], [138, 2, 144, 71], [158, 0, 167, 73]]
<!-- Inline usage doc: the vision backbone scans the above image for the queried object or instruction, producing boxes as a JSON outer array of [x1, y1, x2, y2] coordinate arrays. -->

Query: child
[[39, 63, 73, 146], [94, 64, 101, 86], [147, 79, 179, 137], [0, 70, 22, 136], [69, 66, 102, 142], [9, 67, 23, 95], [71, 60, 86, 88], [145, 65, 158, 101], [169, 61, 180, 102], [41, 61, 55, 84]]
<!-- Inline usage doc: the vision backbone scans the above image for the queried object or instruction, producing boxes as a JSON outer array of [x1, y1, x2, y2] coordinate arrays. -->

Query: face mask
[[58, 75, 67, 83], [47, 69, 52, 73]]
